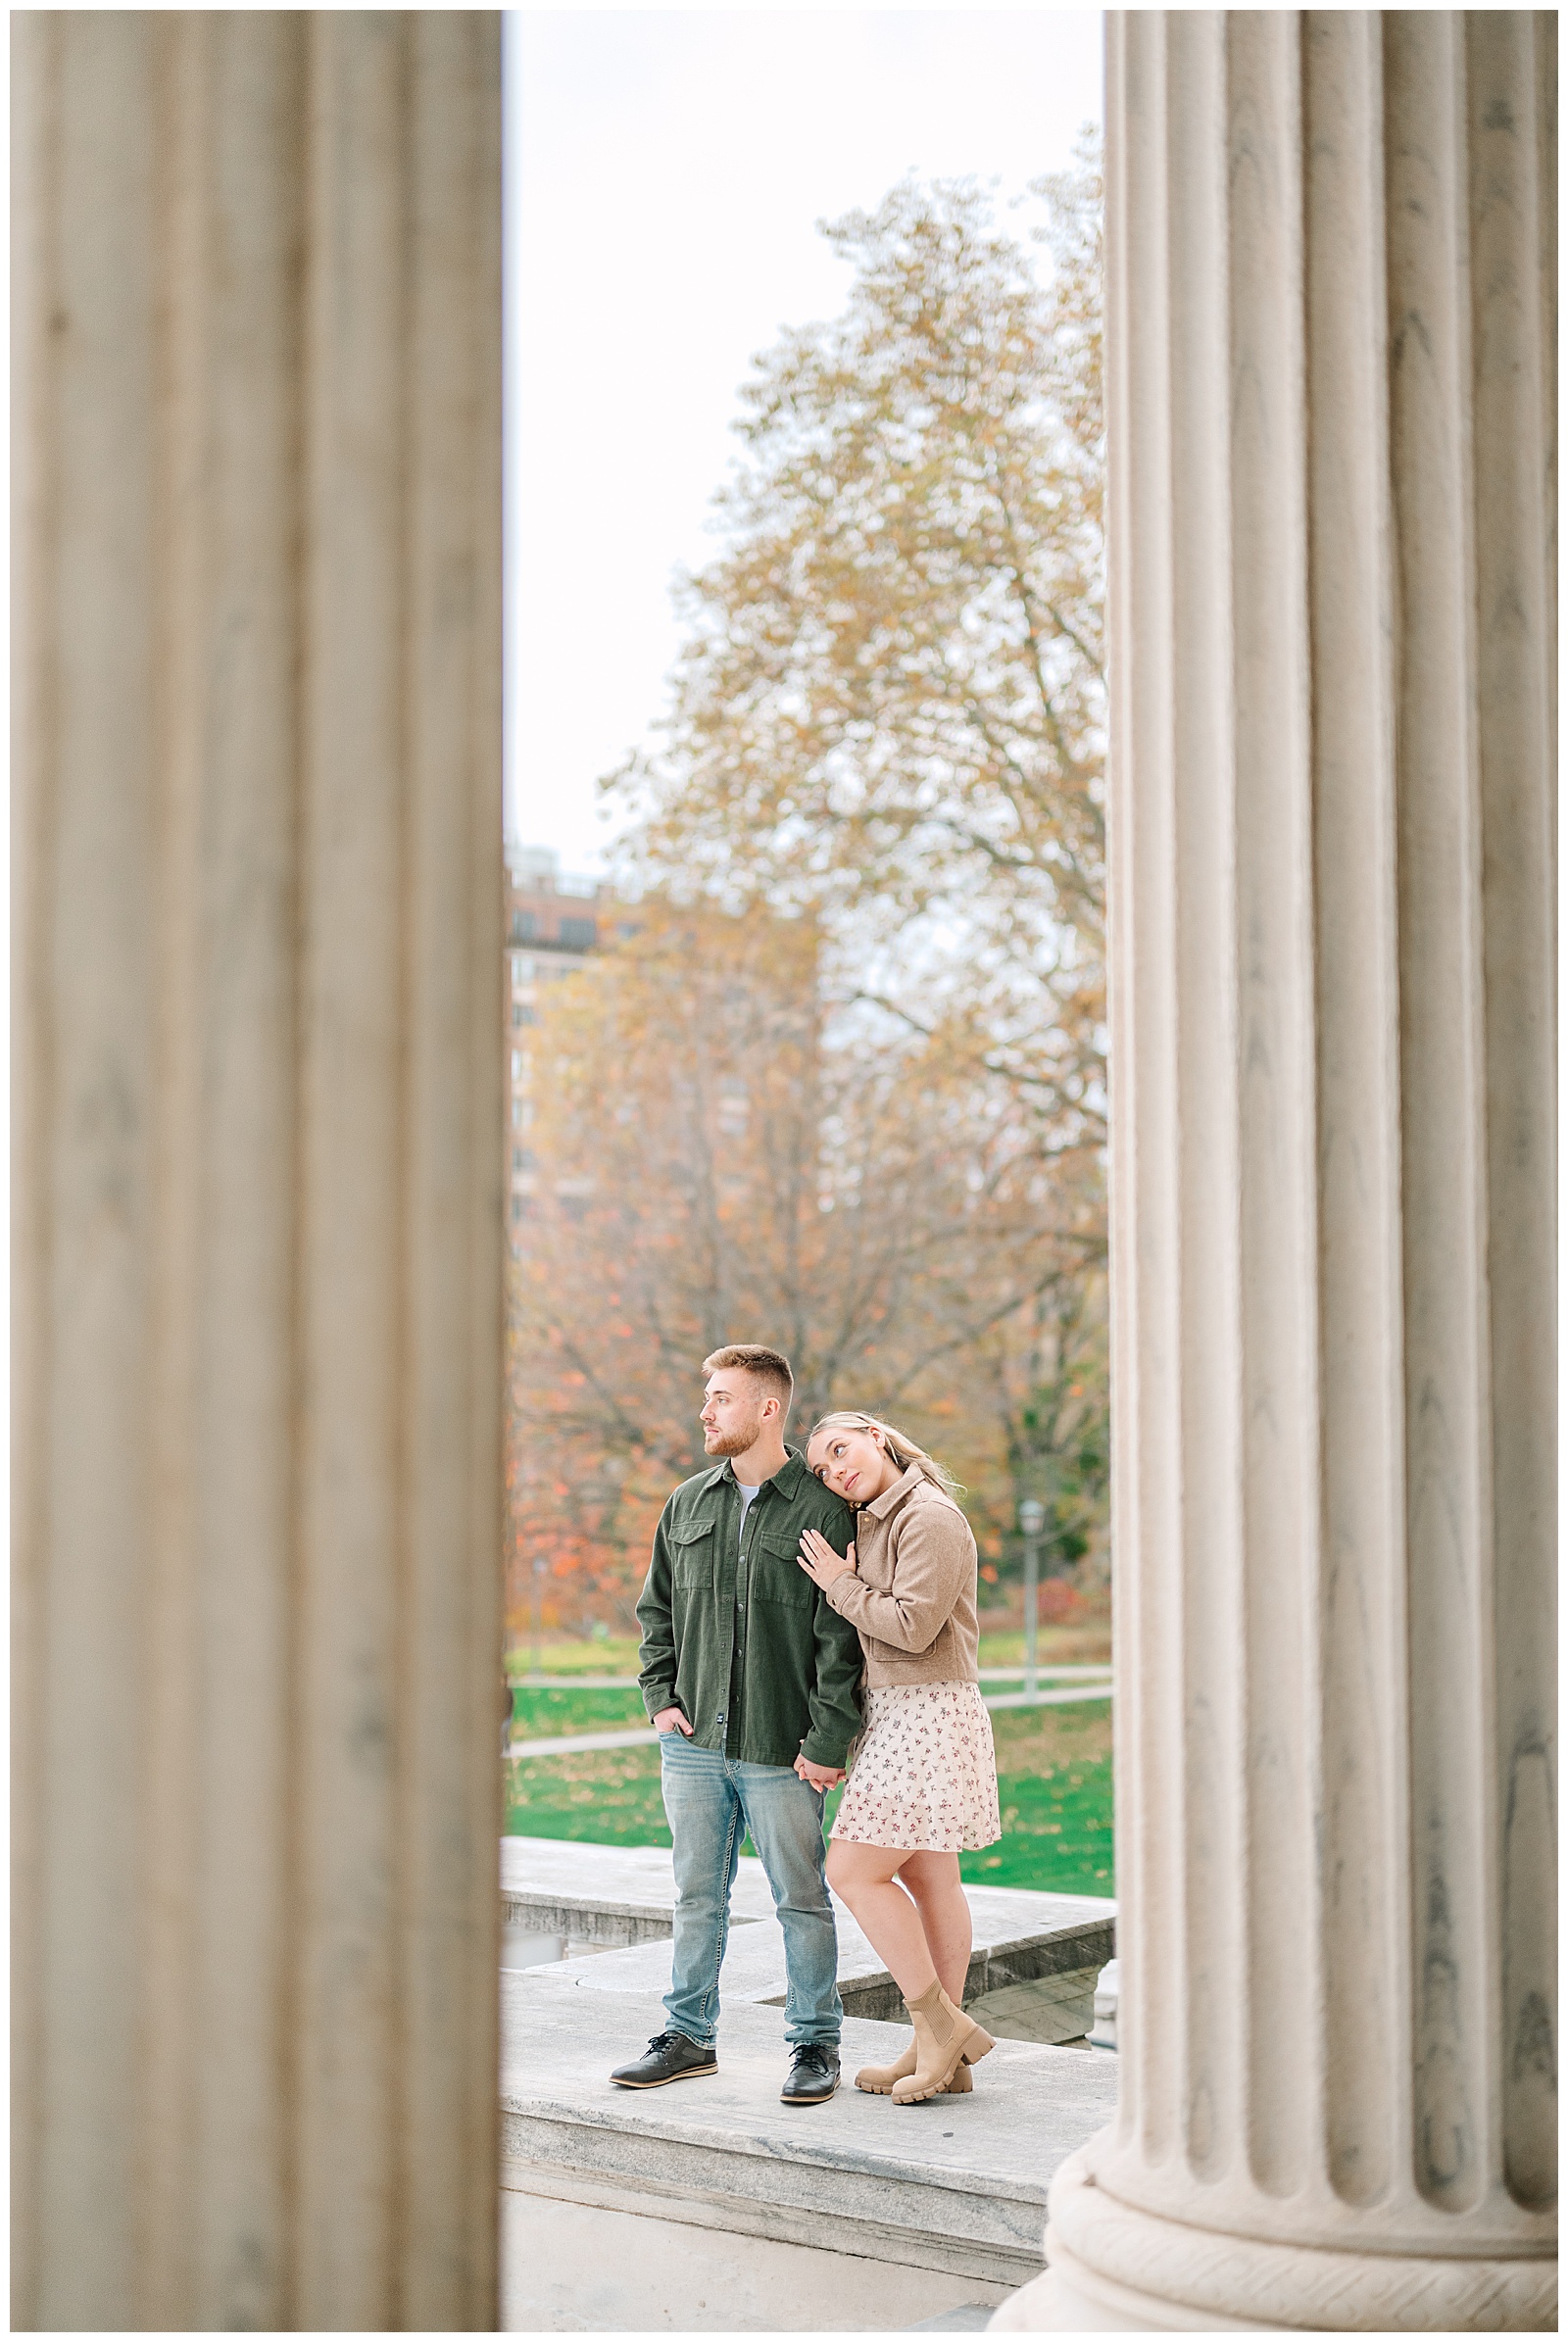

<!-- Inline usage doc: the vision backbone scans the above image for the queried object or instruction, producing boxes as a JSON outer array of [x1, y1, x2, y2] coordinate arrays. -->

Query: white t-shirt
[[736, 1480, 761, 1546]]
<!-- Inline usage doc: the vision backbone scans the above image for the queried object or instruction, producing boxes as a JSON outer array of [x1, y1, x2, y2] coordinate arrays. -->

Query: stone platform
[[498, 1840, 1118, 2331], [501, 1975, 1119, 2329]]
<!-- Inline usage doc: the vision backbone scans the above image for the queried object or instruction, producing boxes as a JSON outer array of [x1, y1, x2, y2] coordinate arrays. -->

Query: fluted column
[[997, 12, 1556, 2332], [13, 15, 502, 2329]]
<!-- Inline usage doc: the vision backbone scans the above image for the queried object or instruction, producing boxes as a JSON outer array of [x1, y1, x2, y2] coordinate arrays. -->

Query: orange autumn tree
[[505, 898, 1087, 1635]]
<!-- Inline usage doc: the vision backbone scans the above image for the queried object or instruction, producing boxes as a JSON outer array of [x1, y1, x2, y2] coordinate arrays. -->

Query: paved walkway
[[512, 1665, 1112, 1693], [977, 1683, 1113, 1713], [509, 1677, 1114, 1758], [510, 1724, 665, 1756]]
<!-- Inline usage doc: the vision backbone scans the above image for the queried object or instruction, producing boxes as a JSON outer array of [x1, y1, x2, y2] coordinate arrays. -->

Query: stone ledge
[[501, 1834, 780, 1944], [503, 1836, 1116, 2021], [501, 2139, 1041, 2289], [501, 1974, 1118, 2291], [969, 1969, 1100, 2048], [503, 1895, 714, 1947]]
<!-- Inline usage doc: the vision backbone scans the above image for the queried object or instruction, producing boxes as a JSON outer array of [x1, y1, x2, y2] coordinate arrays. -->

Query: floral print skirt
[[830, 1680, 1002, 1853]]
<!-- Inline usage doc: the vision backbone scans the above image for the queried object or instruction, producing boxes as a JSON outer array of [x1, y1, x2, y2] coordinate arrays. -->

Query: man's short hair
[[703, 1344, 794, 1415]]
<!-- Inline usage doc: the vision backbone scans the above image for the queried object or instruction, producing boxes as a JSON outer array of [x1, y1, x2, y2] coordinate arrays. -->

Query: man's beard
[[704, 1422, 760, 1457]]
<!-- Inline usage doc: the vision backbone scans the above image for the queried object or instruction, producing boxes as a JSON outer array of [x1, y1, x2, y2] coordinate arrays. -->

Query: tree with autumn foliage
[[505, 897, 1094, 1634], [600, 147, 1109, 1594], [506, 150, 1108, 1635], [613, 145, 1103, 1121]]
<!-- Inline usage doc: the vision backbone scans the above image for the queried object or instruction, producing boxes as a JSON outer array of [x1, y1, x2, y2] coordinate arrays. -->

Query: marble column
[[13, 14, 503, 2329], [997, 11, 1555, 2331]]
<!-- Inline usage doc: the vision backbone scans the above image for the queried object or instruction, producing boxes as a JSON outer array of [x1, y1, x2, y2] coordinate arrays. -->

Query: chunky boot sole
[[893, 2025, 995, 2105], [611, 2058, 717, 2088], [855, 2047, 913, 2095], [858, 2057, 973, 2096]]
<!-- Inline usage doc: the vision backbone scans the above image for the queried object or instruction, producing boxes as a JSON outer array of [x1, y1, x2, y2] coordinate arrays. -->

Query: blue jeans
[[658, 1732, 841, 2048]]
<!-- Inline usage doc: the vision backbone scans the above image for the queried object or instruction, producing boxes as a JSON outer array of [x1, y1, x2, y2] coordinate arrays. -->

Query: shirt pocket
[[749, 1532, 814, 1611], [671, 1520, 715, 1590]]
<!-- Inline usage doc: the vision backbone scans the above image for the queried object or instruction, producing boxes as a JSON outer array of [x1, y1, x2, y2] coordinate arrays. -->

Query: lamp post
[[529, 1554, 546, 1682], [1018, 1497, 1046, 1698]]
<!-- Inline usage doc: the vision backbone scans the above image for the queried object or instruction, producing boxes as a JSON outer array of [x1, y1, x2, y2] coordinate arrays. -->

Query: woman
[[797, 1411, 1001, 2105]]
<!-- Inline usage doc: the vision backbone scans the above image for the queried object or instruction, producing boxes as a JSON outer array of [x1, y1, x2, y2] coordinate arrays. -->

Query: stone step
[[528, 1902, 1113, 2026], [501, 1833, 778, 1944], [502, 1836, 1115, 2020], [966, 1968, 1101, 2048], [501, 1971, 1120, 2294]]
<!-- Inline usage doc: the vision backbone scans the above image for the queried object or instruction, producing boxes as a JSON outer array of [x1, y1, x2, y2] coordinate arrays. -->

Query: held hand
[[798, 1528, 856, 1588], [794, 1752, 846, 1791], [653, 1705, 694, 1737]]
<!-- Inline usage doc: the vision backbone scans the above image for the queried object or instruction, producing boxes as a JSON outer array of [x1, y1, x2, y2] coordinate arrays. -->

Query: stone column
[[998, 11, 1555, 2331], [13, 15, 502, 2329]]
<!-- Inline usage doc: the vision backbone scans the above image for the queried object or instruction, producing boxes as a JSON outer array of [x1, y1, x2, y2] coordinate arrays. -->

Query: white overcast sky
[[504, 7, 1103, 873]]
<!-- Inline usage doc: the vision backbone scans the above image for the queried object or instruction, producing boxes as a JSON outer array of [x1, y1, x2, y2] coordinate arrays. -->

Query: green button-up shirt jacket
[[637, 1451, 863, 1770]]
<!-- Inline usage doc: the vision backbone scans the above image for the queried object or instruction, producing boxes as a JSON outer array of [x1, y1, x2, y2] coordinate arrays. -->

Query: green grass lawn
[[510, 1683, 650, 1737], [504, 1691, 1113, 1896], [967, 1701, 1114, 1893]]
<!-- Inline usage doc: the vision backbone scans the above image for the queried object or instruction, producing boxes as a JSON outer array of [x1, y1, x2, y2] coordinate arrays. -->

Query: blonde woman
[[797, 1412, 1002, 2104]]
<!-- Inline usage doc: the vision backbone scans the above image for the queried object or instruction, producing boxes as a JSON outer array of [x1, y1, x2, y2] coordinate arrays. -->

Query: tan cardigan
[[823, 1466, 980, 1686]]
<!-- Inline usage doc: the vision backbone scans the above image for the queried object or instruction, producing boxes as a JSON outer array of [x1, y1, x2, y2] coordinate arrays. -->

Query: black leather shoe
[[781, 2041, 841, 2105], [610, 2030, 717, 2088]]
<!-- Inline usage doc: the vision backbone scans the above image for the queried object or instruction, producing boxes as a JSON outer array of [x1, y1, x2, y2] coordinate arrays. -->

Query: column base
[[989, 2265, 1178, 2331], [988, 2149, 1556, 2333]]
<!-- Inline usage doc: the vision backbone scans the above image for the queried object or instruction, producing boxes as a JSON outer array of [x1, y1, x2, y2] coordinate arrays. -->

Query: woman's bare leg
[[825, 1840, 938, 2001], [895, 1849, 971, 2004]]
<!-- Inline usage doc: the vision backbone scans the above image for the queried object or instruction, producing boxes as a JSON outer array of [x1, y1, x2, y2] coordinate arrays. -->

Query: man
[[612, 1344, 861, 2106]]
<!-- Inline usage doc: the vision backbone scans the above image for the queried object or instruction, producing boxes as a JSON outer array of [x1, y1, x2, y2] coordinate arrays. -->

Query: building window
[[511, 1098, 522, 1129], [512, 951, 534, 986], [512, 1001, 536, 1027], [511, 1194, 524, 1223], [558, 916, 597, 951], [509, 909, 537, 946], [511, 1049, 522, 1081]]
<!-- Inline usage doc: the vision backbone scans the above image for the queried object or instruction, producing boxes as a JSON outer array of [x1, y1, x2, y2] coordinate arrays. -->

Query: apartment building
[[503, 840, 609, 1244]]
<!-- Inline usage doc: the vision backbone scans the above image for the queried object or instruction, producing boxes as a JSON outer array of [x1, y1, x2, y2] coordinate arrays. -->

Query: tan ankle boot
[[854, 2032, 917, 2094], [855, 2032, 975, 2096], [891, 1982, 994, 2104]]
